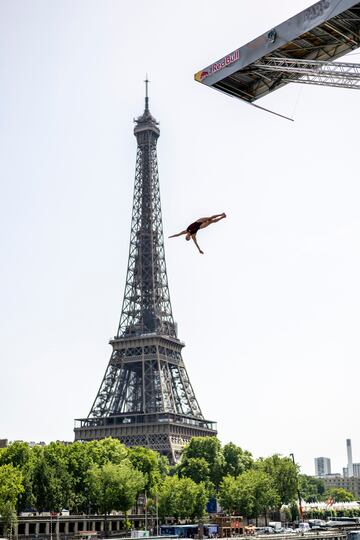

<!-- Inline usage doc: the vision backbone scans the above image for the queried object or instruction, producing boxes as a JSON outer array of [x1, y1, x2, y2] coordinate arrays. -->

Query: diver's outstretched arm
[[169, 230, 187, 238]]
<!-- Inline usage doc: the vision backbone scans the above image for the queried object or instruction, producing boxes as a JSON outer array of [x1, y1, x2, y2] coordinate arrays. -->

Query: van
[[269, 522, 282, 532]]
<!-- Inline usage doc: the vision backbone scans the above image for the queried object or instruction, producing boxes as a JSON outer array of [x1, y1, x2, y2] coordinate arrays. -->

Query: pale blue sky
[[1, 0, 359, 476]]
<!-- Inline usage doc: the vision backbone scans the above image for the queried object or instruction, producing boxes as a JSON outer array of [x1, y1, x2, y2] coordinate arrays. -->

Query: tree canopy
[[178, 437, 225, 490], [7, 436, 355, 524], [128, 446, 168, 496], [0, 464, 24, 508], [256, 454, 299, 505], [158, 475, 207, 520], [325, 487, 356, 502], [299, 474, 325, 502], [88, 460, 145, 516], [177, 438, 253, 494], [223, 442, 253, 477], [218, 469, 279, 518]]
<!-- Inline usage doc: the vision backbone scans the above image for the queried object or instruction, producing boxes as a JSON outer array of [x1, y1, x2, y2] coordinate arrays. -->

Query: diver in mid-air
[[169, 213, 226, 254]]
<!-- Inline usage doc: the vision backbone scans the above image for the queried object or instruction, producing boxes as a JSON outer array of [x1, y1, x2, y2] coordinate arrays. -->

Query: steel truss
[[254, 57, 360, 90], [117, 115, 176, 339], [88, 340, 203, 420], [74, 91, 216, 462]]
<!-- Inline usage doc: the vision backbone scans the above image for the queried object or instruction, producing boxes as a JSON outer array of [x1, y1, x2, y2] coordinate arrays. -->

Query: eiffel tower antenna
[[74, 85, 217, 463], [144, 74, 149, 111]]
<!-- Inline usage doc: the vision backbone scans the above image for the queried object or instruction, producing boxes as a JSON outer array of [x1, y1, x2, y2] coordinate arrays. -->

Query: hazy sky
[[1, 0, 359, 476]]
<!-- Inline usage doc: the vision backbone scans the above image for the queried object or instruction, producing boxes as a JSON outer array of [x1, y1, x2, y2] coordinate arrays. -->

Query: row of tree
[[0, 439, 162, 515], [0, 436, 356, 529]]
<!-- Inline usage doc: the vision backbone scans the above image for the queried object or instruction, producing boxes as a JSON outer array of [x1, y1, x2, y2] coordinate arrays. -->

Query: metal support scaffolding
[[254, 57, 360, 90], [195, 0, 360, 103]]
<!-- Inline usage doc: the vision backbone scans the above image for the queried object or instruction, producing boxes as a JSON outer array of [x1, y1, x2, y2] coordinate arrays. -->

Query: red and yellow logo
[[195, 49, 240, 82], [195, 70, 209, 82]]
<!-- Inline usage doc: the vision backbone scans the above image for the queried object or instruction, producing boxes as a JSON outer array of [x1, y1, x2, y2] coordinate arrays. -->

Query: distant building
[[0, 440, 71, 450], [323, 476, 360, 498], [315, 457, 331, 476], [28, 441, 46, 448], [347, 439, 354, 477], [343, 463, 360, 478]]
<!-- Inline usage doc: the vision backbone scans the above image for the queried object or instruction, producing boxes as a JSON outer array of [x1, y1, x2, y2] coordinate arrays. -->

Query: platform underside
[[195, 0, 360, 102], [74, 414, 217, 463]]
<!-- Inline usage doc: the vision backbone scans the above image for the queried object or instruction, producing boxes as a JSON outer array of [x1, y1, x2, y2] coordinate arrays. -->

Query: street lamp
[[155, 493, 159, 536], [144, 491, 148, 532], [290, 453, 303, 522]]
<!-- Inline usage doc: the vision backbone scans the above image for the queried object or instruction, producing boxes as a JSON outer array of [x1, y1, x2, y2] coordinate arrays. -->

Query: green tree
[[0, 441, 33, 512], [257, 455, 298, 505], [223, 442, 253, 477], [29, 443, 73, 512], [0, 464, 24, 539], [0, 441, 31, 469], [0, 464, 24, 507], [158, 476, 178, 518], [175, 477, 207, 520], [249, 470, 280, 520], [65, 441, 98, 513], [1, 501, 18, 540], [218, 469, 279, 520], [299, 475, 325, 502], [28, 446, 48, 512], [179, 437, 225, 489], [128, 447, 168, 496], [177, 457, 210, 485], [86, 438, 128, 467], [88, 460, 145, 523], [218, 475, 246, 515], [192, 482, 208, 520], [325, 487, 355, 502], [158, 475, 207, 520]]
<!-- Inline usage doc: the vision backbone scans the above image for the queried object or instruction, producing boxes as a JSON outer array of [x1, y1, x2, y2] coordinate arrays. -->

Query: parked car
[[255, 527, 275, 535], [308, 519, 326, 528], [296, 522, 311, 533]]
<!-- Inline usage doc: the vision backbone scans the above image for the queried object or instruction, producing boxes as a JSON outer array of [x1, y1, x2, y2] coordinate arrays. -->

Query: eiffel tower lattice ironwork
[[74, 82, 217, 462]]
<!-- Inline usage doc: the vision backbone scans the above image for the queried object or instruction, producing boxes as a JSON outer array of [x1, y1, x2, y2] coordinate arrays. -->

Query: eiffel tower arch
[[74, 83, 217, 463]]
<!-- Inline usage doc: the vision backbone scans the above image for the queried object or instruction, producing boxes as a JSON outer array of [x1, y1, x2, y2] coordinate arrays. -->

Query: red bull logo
[[195, 70, 209, 82], [195, 49, 240, 82]]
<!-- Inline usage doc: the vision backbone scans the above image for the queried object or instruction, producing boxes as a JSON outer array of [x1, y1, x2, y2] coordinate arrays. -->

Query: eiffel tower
[[74, 82, 217, 463]]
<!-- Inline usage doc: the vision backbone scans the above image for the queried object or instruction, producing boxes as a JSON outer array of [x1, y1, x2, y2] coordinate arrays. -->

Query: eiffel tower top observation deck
[[74, 82, 217, 462]]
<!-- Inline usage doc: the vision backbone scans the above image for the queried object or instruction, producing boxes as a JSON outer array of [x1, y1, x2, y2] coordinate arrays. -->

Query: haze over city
[[1, 0, 360, 476]]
